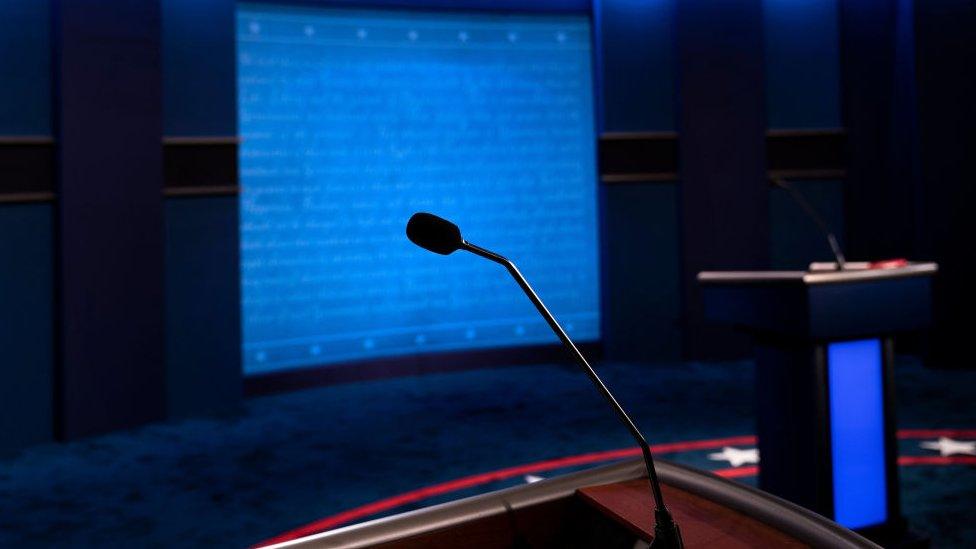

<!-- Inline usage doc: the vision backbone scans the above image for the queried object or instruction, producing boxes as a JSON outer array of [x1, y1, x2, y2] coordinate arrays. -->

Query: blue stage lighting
[[828, 338, 888, 529]]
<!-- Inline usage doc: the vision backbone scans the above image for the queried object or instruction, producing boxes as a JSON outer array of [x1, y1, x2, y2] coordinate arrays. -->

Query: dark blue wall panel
[[162, 0, 237, 136], [764, 0, 841, 129], [0, 205, 53, 453], [764, 1, 845, 273], [0, 0, 55, 453], [162, 0, 241, 415], [603, 184, 680, 360], [595, 0, 681, 360], [0, 0, 51, 135], [595, 0, 675, 131], [769, 179, 846, 269], [165, 197, 242, 417]]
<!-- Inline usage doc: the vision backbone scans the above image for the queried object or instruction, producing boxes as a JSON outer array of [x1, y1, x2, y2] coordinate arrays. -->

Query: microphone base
[[650, 508, 684, 549]]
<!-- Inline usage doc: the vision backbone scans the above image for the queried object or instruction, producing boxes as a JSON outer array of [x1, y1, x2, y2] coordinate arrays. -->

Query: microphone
[[769, 177, 847, 270], [406, 212, 684, 549], [405, 212, 463, 255]]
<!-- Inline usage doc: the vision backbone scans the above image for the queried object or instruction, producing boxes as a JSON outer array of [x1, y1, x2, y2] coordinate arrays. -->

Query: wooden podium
[[698, 263, 937, 544], [264, 458, 878, 548]]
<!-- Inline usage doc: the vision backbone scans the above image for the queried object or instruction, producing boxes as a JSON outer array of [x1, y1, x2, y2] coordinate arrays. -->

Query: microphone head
[[406, 213, 463, 255]]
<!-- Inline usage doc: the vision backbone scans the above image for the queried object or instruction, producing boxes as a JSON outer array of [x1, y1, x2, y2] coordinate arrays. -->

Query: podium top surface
[[698, 262, 937, 286], [579, 479, 805, 547]]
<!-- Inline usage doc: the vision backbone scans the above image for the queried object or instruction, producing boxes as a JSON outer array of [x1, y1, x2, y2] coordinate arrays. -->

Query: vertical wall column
[[53, 0, 166, 438], [675, 0, 769, 358], [595, 0, 682, 361], [839, 0, 919, 261], [162, 0, 241, 417], [913, 0, 976, 368], [0, 1, 55, 454], [763, 0, 847, 271]]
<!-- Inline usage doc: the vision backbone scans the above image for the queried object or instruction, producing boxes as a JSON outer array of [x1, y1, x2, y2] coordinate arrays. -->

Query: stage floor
[[0, 357, 973, 547]]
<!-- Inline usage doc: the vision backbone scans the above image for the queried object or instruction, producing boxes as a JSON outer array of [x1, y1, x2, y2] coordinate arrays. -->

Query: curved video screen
[[238, 4, 600, 375]]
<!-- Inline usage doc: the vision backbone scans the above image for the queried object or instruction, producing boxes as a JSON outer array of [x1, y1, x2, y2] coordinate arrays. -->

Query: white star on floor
[[524, 474, 544, 484], [919, 437, 976, 456], [707, 447, 759, 467]]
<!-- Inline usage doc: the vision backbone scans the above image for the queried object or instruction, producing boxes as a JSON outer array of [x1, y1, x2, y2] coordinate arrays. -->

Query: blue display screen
[[237, 4, 600, 375]]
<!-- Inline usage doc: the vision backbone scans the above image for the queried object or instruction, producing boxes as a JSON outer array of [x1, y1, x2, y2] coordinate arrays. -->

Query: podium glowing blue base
[[699, 264, 937, 543], [828, 338, 888, 529]]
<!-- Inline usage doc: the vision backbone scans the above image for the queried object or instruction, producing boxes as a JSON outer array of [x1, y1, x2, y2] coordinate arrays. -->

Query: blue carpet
[[0, 358, 973, 548]]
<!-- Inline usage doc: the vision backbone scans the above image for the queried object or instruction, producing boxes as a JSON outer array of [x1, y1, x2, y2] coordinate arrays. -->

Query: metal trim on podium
[[264, 458, 879, 548]]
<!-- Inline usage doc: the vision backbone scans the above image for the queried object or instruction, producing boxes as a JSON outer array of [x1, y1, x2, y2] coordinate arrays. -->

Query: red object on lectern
[[869, 258, 910, 269]]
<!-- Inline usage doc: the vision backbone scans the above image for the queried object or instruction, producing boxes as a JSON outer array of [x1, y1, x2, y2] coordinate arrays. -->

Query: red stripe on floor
[[255, 435, 755, 546], [714, 465, 760, 478], [257, 430, 976, 547], [896, 428, 976, 439], [898, 455, 976, 466]]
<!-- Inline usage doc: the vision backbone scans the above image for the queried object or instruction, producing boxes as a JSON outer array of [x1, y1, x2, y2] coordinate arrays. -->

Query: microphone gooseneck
[[406, 213, 683, 548], [770, 177, 847, 270]]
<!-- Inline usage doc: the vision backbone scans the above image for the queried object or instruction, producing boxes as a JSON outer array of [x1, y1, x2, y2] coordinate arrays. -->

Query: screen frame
[[239, 0, 592, 16], [236, 0, 607, 393]]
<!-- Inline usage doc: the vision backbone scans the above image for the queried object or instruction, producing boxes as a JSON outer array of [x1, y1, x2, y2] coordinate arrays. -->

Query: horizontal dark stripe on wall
[[599, 132, 678, 184], [599, 128, 847, 184], [3, 131, 844, 199], [164, 185, 241, 198], [766, 128, 846, 180], [0, 137, 55, 203], [163, 137, 239, 197]]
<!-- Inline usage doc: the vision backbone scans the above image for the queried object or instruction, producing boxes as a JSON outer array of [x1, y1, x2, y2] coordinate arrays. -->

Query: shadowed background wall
[[0, 0, 973, 453]]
